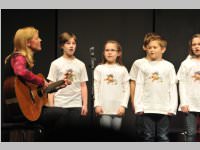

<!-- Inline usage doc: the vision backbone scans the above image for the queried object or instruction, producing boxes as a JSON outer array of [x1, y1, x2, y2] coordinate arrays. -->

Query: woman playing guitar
[[4, 26, 70, 141]]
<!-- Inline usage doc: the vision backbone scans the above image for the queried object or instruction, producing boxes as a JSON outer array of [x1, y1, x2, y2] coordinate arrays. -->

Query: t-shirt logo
[[192, 71, 200, 81], [149, 72, 162, 82], [104, 74, 117, 85], [65, 69, 76, 82]]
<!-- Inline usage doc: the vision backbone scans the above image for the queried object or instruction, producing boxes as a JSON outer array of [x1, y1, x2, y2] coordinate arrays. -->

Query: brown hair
[[188, 34, 200, 57], [101, 40, 123, 65], [58, 32, 77, 50], [143, 32, 167, 49]]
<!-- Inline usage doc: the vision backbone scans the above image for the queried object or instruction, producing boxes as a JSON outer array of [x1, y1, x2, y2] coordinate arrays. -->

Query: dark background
[[1, 9, 200, 140]]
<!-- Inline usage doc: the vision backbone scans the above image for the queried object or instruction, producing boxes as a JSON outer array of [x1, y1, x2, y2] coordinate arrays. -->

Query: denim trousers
[[185, 112, 200, 142], [142, 113, 170, 142]]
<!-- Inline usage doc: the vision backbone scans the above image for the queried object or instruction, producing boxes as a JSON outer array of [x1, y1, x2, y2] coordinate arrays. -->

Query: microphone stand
[[89, 47, 96, 124]]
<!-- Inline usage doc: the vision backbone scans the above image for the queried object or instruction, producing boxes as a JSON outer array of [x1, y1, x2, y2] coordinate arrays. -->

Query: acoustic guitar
[[3, 73, 65, 122]]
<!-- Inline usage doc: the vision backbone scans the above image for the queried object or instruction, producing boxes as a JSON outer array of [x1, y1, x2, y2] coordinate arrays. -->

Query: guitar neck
[[45, 80, 65, 93]]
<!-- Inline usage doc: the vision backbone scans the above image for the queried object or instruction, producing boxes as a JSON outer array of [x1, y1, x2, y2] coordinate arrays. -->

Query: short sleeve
[[80, 63, 88, 82], [47, 62, 58, 82], [129, 62, 138, 81]]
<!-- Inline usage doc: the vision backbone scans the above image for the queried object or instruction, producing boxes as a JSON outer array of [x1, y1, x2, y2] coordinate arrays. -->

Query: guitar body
[[3, 74, 48, 122], [14, 73, 48, 121], [3, 76, 24, 122]]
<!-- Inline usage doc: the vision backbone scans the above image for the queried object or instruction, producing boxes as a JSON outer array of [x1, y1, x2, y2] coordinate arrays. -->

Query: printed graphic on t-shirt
[[65, 69, 76, 82], [104, 74, 117, 85], [192, 71, 200, 81], [149, 72, 162, 82]]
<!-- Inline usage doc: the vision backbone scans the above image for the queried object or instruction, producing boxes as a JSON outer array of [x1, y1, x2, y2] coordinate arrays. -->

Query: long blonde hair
[[6, 27, 39, 68]]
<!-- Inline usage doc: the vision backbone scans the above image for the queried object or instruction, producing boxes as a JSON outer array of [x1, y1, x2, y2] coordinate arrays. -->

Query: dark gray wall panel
[[155, 10, 200, 70]]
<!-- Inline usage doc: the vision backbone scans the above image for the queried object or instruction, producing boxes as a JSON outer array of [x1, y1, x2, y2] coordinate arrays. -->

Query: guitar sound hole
[[37, 90, 43, 97]]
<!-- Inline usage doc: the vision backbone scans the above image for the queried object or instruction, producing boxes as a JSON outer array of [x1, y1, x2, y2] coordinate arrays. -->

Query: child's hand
[[117, 106, 125, 116], [181, 105, 189, 113], [81, 105, 88, 116], [95, 106, 103, 115]]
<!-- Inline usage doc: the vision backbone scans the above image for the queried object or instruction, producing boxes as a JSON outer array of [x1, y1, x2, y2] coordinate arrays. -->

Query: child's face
[[104, 43, 120, 64], [146, 40, 166, 61], [192, 37, 200, 57], [62, 38, 76, 57]]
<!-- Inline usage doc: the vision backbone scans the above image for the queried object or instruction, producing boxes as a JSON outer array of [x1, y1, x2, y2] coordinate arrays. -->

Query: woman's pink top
[[10, 54, 44, 86]]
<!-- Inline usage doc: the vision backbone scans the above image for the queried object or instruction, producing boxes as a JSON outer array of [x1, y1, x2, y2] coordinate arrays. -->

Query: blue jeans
[[142, 114, 170, 142], [185, 112, 200, 142], [99, 115, 122, 131]]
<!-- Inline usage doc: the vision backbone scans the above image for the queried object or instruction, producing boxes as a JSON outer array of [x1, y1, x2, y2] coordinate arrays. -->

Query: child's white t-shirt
[[94, 63, 130, 115], [134, 59, 178, 115], [129, 58, 146, 81], [47, 56, 88, 108], [177, 58, 200, 112]]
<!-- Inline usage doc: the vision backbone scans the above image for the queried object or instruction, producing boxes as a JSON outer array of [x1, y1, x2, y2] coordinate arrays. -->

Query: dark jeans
[[184, 112, 200, 142], [61, 107, 82, 128], [38, 107, 81, 141], [57, 107, 82, 141], [38, 106, 69, 130], [135, 114, 144, 141], [142, 114, 170, 142]]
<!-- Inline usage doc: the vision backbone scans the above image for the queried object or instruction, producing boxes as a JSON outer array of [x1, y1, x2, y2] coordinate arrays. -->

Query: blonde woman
[[4, 27, 70, 140]]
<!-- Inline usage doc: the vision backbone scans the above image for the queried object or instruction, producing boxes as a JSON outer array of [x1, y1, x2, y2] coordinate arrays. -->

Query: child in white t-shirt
[[47, 32, 88, 129], [130, 33, 160, 140], [134, 33, 178, 141], [130, 33, 161, 111], [94, 40, 130, 131], [177, 34, 200, 142]]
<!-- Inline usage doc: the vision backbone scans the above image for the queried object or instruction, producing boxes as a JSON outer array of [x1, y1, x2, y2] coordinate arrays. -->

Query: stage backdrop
[[2, 9, 200, 139], [57, 10, 154, 137]]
